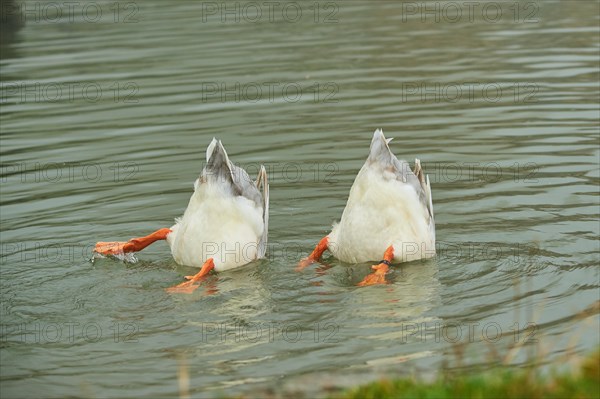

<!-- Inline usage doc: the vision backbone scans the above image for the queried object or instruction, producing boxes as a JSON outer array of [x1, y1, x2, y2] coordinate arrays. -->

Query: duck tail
[[204, 138, 234, 183], [367, 128, 395, 165]]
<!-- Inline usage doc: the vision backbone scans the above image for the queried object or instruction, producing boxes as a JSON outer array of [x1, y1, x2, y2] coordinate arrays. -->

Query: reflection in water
[[0, 1, 598, 397], [339, 260, 441, 338]]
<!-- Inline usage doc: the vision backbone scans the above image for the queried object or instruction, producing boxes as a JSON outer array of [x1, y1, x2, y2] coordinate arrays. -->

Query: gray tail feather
[[256, 165, 269, 258], [204, 138, 234, 183], [367, 128, 394, 165]]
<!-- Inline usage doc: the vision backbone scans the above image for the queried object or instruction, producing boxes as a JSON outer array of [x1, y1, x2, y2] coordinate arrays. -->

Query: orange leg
[[94, 228, 172, 256], [297, 236, 329, 271], [358, 246, 394, 286], [165, 258, 215, 294]]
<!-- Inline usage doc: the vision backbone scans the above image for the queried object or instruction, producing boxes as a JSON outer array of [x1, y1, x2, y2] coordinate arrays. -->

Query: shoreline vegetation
[[214, 299, 599, 399], [334, 349, 599, 399], [208, 299, 600, 399]]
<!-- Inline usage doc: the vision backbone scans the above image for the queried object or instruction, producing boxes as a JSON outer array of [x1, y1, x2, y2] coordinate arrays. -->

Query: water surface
[[1, 1, 599, 398]]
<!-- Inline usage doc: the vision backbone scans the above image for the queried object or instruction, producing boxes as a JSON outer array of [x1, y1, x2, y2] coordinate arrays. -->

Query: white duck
[[94, 138, 269, 293], [298, 129, 435, 286]]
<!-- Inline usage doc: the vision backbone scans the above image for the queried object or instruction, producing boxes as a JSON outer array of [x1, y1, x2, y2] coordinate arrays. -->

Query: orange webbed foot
[[166, 258, 215, 294], [297, 236, 329, 271], [94, 241, 131, 256], [357, 245, 394, 287], [357, 263, 390, 286], [165, 282, 202, 294], [94, 228, 172, 256], [296, 257, 316, 271]]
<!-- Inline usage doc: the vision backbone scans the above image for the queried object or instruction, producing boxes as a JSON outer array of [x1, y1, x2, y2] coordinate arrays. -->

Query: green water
[[1, 1, 599, 398]]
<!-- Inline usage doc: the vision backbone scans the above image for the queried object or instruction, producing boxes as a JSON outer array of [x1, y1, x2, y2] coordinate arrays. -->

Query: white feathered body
[[167, 182, 264, 271], [165, 139, 268, 272], [327, 129, 436, 263]]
